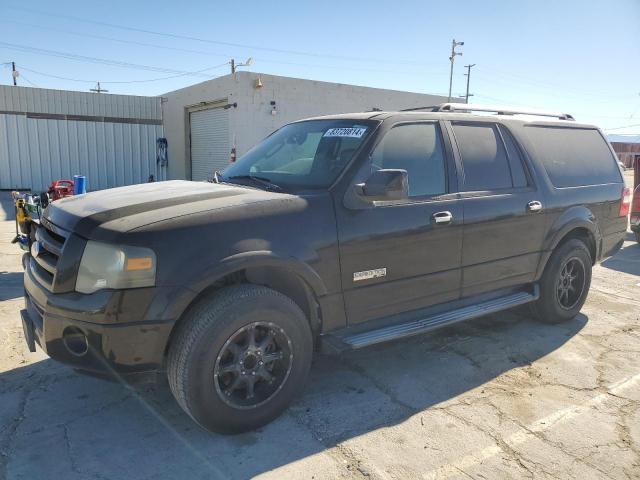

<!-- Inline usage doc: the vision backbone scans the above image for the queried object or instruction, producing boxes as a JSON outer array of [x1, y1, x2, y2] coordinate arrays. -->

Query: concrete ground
[[1, 177, 639, 480]]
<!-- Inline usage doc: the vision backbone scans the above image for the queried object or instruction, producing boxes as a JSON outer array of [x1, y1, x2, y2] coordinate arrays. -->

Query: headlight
[[75, 241, 156, 294]]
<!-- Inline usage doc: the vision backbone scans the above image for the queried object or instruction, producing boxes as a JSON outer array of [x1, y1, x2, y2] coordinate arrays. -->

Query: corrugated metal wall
[[0, 85, 164, 191], [0, 85, 162, 119]]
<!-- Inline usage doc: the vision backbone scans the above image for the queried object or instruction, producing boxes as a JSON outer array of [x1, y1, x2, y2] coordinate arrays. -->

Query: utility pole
[[229, 58, 252, 75], [448, 39, 464, 102], [90, 82, 108, 93], [464, 64, 476, 104], [11, 62, 17, 86]]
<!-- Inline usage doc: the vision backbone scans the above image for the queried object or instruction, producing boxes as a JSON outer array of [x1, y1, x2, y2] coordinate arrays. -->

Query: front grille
[[31, 221, 69, 291]]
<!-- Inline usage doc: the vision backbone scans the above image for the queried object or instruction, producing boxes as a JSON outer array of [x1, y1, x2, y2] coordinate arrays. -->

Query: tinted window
[[222, 120, 375, 189], [499, 125, 528, 188], [371, 123, 446, 197], [524, 126, 622, 187], [453, 123, 512, 191]]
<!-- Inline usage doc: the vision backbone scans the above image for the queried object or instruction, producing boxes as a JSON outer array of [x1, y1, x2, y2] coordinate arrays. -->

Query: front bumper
[[22, 259, 182, 375]]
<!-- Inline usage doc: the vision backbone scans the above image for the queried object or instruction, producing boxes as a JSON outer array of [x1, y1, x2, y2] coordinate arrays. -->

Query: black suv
[[21, 104, 629, 433]]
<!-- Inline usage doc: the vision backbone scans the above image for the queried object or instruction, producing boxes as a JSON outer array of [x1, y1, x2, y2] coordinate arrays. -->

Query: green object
[[25, 203, 39, 214]]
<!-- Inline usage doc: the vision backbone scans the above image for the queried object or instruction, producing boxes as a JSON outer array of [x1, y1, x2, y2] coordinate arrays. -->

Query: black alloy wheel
[[555, 257, 586, 310], [533, 238, 592, 324], [214, 322, 293, 409]]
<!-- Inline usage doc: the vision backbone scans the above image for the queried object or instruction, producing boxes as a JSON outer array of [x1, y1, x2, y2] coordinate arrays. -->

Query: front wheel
[[167, 285, 313, 433], [534, 239, 592, 323]]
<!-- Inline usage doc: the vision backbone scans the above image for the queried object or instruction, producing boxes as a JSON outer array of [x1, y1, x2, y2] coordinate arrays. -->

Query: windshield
[[221, 119, 377, 190]]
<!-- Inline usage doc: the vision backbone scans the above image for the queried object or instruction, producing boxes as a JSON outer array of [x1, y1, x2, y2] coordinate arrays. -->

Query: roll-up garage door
[[189, 107, 229, 181]]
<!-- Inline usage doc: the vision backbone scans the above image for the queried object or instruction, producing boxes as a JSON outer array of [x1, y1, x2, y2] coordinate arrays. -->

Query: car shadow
[[0, 271, 24, 301], [1, 310, 587, 479], [601, 236, 640, 276]]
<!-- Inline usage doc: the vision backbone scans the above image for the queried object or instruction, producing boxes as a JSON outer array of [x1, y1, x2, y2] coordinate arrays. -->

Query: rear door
[[447, 121, 547, 297], [337, 121, 463, 325]]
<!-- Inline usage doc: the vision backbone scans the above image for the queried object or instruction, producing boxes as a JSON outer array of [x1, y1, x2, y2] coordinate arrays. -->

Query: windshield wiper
[[226, 175, 284, 192]]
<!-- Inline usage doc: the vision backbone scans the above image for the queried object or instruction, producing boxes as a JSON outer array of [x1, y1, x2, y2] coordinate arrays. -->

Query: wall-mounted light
[[254, 77, 263, 89]]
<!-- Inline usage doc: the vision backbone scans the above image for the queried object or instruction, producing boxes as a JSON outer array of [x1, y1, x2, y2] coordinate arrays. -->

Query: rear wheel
[[635, 231, 640, 244], [167, 285, 313, 433], [534, 239, 592, 323]]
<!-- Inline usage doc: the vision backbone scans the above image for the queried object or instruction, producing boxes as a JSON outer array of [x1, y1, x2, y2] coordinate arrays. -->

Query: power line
[[0, 41, 219, 77], [19, 62, 230, 84], [5, 5, 427, 66], [3, 19, 234, 60], [473, 67, 636, 99], [18, 72, 38, 87], [603, 124, 640, 131], [0, 18, 449, 76], [0, 21, 450, 78]]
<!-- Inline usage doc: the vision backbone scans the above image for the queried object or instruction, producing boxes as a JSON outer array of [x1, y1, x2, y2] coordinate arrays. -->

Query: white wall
[[162, 72, 451, 180]]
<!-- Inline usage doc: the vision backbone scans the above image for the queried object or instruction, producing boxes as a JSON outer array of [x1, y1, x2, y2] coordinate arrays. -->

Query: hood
[[44, 180, 288, 239]]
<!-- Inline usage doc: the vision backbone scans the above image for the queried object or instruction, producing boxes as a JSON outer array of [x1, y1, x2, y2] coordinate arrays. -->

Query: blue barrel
[[73, 175, 86, 195]]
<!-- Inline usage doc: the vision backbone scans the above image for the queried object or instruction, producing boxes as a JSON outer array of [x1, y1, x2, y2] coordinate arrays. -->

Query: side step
[[325, 287, 539, 351]]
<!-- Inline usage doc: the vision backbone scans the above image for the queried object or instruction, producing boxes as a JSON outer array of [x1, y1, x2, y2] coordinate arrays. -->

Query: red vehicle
[[41, 180, 74, 207], [631, 186, 640, 244]]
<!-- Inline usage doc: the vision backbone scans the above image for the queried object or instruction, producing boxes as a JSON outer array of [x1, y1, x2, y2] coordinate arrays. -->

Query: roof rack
[[400, 105, 439, 112], [430, 103, 575, 121]]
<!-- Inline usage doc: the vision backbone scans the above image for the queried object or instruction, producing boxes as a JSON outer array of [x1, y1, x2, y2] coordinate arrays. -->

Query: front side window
[[371, 123, 447, 198], [222, 120, 376, 190]]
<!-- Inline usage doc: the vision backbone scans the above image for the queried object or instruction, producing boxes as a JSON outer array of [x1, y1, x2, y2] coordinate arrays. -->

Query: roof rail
[[400, 105, 439, 112], [433, 103, 575, 121]]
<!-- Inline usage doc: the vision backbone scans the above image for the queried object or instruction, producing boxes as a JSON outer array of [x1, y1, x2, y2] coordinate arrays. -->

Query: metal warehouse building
[[0, 85, 164, 192], [0, 75, 450, 191], [161, 72, 450, 182]]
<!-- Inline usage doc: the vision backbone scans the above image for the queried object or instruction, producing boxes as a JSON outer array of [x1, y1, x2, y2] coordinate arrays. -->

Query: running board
[[324, 287, 539, 351]]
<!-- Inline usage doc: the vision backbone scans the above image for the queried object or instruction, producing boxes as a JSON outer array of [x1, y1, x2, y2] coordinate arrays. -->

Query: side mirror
[[355, 169, 409, 202]]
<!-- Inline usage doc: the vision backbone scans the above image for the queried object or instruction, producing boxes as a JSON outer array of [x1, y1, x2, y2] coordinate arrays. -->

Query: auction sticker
[[324, 127, 367, 138]]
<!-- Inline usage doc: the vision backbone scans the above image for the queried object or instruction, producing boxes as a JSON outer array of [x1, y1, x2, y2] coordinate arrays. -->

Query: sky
[[1, 0, 639, 135]]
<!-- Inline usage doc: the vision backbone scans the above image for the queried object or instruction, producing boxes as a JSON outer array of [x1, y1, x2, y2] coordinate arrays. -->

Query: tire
[[533, 238, 592, 324], [635, 231, 640, 244], [21, 252, 29, 270], [167, 284, 313, 433]]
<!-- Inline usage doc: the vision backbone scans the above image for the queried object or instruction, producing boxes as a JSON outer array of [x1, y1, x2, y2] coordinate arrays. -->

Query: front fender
[[188, 250, 328, 297], [161, 251, 328, 323]]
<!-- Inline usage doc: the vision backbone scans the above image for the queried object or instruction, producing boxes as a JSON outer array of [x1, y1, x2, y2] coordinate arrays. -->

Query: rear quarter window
[[524, 126, 622, 187]]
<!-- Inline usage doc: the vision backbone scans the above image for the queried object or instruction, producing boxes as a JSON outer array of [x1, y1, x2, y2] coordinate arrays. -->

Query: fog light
[[62, 327, 89, 356]]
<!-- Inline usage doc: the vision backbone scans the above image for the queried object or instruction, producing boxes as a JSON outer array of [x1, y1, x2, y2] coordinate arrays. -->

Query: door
[[189, 107, 229, 181], [337, 121, 463, 325], [448, 121, 547, 297]]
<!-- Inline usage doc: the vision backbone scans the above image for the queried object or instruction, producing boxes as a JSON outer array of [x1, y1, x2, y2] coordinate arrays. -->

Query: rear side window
[[524, 127, 622, 187], [452, 123, 512, 191]]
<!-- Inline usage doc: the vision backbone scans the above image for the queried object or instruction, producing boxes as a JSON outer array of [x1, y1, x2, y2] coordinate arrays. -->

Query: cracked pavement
[[1, 179, 639, 479]]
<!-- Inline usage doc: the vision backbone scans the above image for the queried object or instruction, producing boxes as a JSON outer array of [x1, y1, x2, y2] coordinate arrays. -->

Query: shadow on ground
[[0, 191, 16, 222], [601, 236, 640, 276], [1, 310, 587, 479], [0, 271, 23, 301]]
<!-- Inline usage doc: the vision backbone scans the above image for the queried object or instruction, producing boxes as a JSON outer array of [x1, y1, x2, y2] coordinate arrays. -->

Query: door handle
[[432, 211, 453, 225], [527, 201, 543, 212]]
